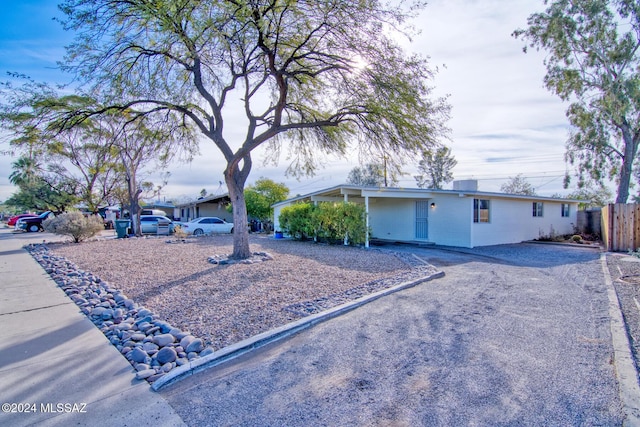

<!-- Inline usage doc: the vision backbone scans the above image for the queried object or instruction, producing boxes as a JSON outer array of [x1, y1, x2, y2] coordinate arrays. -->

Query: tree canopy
[[2, 94, 122, 213], [414, 146, 456, 189], [53, 0, 450, 258], [514, 0, 640, 203], [6, 152, 79, 213], [566, 182, 613, 208], [346, 162, 398, 187], [5, 170, 79, 213], [500, 174, 537, 196], [0, 91, 193, 230], [244, 177, 289, 222]]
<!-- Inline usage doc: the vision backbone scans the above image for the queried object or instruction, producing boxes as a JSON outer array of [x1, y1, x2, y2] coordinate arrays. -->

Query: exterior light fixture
[[430, 202, 436, 208]]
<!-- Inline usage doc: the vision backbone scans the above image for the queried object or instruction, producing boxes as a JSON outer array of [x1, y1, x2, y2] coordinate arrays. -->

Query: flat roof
[[273, 184, 584, 207]]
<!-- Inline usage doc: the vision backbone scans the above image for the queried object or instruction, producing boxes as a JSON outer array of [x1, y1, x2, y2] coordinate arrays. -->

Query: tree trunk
[[125, 170, 142, 236], [225, 169, 251, 259], [616, 125, 639, 204]]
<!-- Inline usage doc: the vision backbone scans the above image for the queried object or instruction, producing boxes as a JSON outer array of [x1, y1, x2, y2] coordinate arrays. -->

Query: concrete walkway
[[0, 228, 184, 427]]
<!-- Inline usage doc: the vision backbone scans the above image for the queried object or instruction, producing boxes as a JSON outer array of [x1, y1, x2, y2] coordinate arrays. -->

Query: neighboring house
[[143, 201, 177, 219], [272, 180, 581, 248], [174, 194, 233, 222]]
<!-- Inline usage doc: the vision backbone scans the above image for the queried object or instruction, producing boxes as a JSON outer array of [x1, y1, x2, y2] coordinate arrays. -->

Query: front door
[[415, 201, 429, 240]]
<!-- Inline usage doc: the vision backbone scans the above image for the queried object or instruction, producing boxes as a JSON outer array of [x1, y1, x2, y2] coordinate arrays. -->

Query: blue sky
[[0, 0, 578, 203], [0, 2, 72, 84]]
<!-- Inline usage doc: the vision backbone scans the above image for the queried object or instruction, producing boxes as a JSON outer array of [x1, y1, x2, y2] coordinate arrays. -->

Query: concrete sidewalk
[[0, 228, 185, 427]]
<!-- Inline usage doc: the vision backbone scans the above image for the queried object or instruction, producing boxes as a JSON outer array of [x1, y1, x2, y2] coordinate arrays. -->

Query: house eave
[[272, 184, 584, 207]]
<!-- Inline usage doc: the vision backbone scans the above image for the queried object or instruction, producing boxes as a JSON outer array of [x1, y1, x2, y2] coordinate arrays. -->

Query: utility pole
[[383, 154, 388, 187]]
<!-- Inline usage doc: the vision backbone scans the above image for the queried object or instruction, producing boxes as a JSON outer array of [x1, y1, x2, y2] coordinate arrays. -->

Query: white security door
[[415, 201, 429, 240]]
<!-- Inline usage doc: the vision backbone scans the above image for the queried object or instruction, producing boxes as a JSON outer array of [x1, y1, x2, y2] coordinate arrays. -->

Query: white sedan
[[178, 217, 234, 235]]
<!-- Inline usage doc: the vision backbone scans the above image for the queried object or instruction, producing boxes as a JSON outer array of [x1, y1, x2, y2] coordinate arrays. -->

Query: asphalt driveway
[[162, 243, 624, 426]]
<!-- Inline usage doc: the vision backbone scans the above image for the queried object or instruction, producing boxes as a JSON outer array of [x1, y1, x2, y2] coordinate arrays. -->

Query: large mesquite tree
[[514, 0, 640, 203], [58, 0, 450, 258]]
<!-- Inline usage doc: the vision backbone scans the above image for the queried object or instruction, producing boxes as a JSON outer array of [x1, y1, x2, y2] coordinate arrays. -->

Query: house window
[[533, 202, 543, 217], [561, 204, 570, 217], [474, 199, 490, 223]]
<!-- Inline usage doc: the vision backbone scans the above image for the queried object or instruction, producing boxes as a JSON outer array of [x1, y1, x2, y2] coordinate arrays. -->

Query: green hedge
[[278, 202, 368, 245]]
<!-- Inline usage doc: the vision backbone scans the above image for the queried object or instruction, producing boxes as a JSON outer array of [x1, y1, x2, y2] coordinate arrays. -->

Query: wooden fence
[[602, 204, 640, 252]]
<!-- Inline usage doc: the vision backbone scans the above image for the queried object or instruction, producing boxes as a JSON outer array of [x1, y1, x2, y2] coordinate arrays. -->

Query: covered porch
[[274, 186, 438, 248]]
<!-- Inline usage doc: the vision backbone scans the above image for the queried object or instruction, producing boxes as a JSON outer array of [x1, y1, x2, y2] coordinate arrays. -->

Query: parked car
[[139, 215, 175, 234], [7, 213, 38, 226], [178, 217, 234, 235], [140, 208, 169, 217], [16, 211, 54, 232]]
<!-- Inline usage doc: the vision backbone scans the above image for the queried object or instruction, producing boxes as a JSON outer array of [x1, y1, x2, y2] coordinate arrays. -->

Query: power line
[[450, 171, 567, 180]]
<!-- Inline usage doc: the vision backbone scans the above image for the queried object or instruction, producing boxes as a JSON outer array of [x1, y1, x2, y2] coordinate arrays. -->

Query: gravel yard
[[48, 235, 422, 350]]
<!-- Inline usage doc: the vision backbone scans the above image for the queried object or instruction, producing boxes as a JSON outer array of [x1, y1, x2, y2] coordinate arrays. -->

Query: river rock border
[[27, 243, 214, 384]]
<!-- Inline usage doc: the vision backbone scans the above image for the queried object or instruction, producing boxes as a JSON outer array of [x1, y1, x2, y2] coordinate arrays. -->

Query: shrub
[[338, 202, 368, 245], [279, 201, 368, 245], [43, 211, 105, 243], [173, 224, 188, 239], [278, 202, 315, 240]]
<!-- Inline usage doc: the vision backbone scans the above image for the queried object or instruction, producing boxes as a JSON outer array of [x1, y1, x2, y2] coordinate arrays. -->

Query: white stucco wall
[[470, 198, 578, 247], [368, 198, 415, 241], [427, 196, 473, 247], [273, 204, 284, 232]]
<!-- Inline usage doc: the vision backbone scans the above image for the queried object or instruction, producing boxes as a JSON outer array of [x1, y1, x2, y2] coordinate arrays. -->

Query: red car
[[7, 214, 38, 226]]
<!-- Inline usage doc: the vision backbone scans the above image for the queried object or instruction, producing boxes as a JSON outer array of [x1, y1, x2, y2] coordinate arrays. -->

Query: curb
[[524, 240, 602, 250], [151, 270, 444, 391], [601, 253, 640, 426]]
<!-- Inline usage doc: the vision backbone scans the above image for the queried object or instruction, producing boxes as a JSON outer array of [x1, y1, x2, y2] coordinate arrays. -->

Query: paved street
[[162, 243, 625, 426]]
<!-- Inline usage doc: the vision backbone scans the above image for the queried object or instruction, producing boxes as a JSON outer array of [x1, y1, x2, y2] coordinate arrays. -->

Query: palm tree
[[9, 156, 41, 186]]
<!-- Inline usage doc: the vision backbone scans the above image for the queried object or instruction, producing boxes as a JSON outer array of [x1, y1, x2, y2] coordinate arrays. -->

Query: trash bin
[[115, 220, 131, 238], [157, 219, 171, 236]]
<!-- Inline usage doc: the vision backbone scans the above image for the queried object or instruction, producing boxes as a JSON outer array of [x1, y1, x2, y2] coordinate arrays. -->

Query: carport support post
[[344, 193, 349, 246], [365, 196, 370, 248]]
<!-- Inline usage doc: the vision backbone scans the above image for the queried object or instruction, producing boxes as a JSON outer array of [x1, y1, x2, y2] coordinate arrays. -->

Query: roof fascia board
[[272, 184, 585, 207], [361, 189, 434, 199], [273, 184, 353, 207], [340, 188, 364, 196], [174, 193, 230, 208], [311, 196, 346, 202], [457, 191, 583, 203]]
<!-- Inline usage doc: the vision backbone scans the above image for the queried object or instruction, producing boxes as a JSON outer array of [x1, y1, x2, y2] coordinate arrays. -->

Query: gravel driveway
[[161, 243, 624, 426]]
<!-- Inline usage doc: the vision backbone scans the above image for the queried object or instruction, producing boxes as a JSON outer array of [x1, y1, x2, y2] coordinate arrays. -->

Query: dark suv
[[16, 211, 54, 232]]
